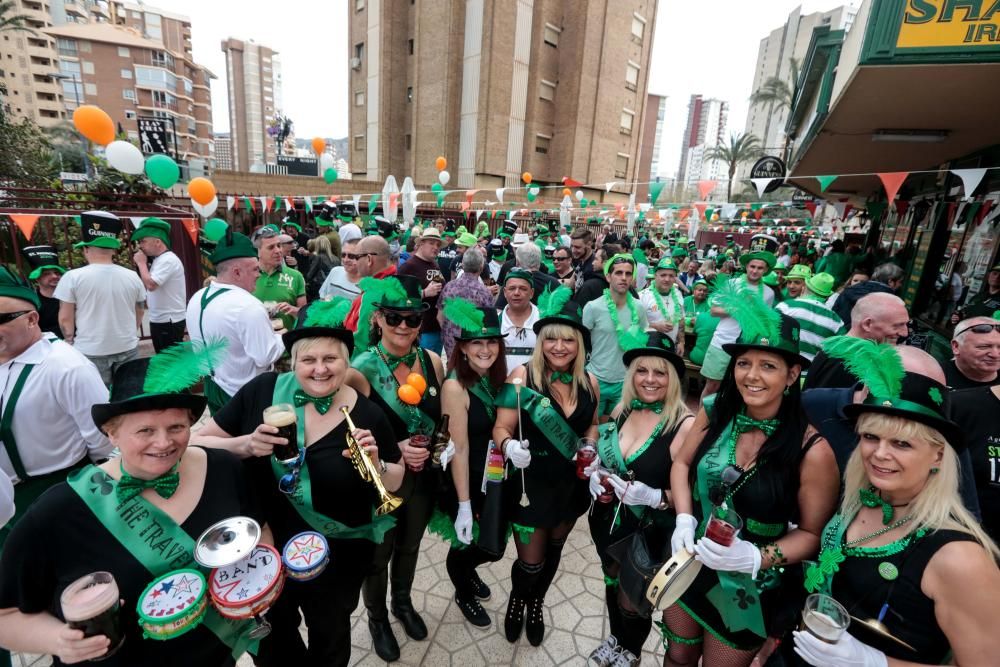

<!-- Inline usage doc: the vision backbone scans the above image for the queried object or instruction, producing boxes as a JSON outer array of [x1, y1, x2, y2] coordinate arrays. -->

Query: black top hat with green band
[[712, 275, 809, 367], [282, 216, 302, 233], [821, 336, 962, 448], [444, 297, 505, 341], [283, 297, 355, 355], [622, 330, 685, 379], [130, 217, 172, 247], [209, 230, 257, 265], [316, 201, 338, 226], [532, 285, 590, 351], [75, 211, 122, 249], [360, 274, 428, 312], [503, 267, 533, 286], [91, 341, 225, 431], [500, 219, 518, 238], [0, 266, 40, 309], [739, 234, 778, 269], [23, 245, 65, 281]]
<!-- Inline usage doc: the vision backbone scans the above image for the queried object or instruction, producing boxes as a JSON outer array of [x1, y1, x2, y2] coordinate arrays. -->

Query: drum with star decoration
[[136, 569, 208, 640], [208, 544, 285, 620], [281, 531, 330, 582]]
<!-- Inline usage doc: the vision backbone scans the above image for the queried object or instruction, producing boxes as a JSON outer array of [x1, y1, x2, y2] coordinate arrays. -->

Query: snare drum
[[209, 544, 285, 620], [645, 549, 703, 611], [136, 569, 208, 640], [282, 531, 330, 582]]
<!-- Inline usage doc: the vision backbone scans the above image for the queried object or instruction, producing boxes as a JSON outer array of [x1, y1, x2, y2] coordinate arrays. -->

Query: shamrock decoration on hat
[[739, 234, 778, 270]]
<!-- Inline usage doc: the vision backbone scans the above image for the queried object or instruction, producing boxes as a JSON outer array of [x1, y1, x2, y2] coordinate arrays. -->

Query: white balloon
[[319, 153, 335, 171], [105, 140, 145, 175], [192, 196, 218, 218], [438, 170, 450, 186], [576, 190, 585, 201]]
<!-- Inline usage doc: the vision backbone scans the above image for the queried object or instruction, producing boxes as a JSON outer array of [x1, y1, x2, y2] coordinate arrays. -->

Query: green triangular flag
[[816, 175, 837, 192], [866, 201, 887, 223], [704, 207, 714, 221], [243, 197, 253, 211], [274, 196, 283, 211], [750, 203, 762, 212], [649, 180, 665, 206]]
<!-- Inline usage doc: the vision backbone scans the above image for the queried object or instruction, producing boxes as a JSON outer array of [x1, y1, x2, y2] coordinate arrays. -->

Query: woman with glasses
[[586, 332, 694, 667], [493, 286, 599, 647], [193, 300, 404, 666], [345, 275, 445, 662], [662, 293, 839, 667]]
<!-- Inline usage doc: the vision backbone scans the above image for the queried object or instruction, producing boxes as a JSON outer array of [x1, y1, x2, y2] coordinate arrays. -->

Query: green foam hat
[[806, 272, 836, 298], [130, 217, 172, 247], [785, 264, 813, 281]]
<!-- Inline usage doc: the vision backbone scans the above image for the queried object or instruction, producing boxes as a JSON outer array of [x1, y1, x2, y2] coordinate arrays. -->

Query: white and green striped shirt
[[776, 296, 845, 361]]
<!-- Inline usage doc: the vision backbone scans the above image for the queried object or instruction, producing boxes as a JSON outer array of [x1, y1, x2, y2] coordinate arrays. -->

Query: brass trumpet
[[340, 406, 403, 515]]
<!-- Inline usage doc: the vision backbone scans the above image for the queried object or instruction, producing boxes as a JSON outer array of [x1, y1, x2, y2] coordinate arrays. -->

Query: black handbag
[[606, 520, 670, 618]]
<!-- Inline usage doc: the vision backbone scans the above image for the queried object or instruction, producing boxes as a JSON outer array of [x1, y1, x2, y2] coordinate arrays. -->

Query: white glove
[[454, 501, 473, 546], [583, 454, 602, 478], [439, 439, 456, 471], [793, 630, 888, 667], [671, 513, 698, 556], [607, 475, 662, 508], [588, 471, 605, 500], [694, 535, 762, 579], [505, 439, 531, 469]]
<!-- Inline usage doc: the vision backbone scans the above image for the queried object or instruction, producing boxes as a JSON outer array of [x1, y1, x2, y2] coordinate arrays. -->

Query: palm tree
[[705, 133, 764, 202], [749, 57, 800, 161], [0, 1, 38, 34]]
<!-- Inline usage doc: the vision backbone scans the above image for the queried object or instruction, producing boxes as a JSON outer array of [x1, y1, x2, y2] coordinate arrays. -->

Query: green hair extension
[[304, 297, 353, 329], [442, 297, 484, 333], [710, 275, 780, 344], [822, 336, 905, 399], [142, 339, 228, 395], [537, 285, 573, 319]]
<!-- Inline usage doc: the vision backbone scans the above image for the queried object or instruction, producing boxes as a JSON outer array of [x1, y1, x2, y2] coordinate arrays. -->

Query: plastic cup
[[801, 593, 850, 643], [409, 433, 431, 471], [60, 572, 125, 660], [705, 505, 742, 546], [576, 438, 597, 479]]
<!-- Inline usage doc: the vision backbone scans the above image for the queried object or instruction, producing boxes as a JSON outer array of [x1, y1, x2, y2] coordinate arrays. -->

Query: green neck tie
[[733, 412, 780, 437], [629, 399, 663, 414], [379, 342, 417, 370], [859, 486, 896, 525], [293, 389, 337, 415], [116, 462, 180, 504], [550, 371, 574, 384]]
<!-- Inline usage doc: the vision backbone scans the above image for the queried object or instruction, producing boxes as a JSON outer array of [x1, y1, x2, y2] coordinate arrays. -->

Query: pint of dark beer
[[264, 403, 300, 464], [60, 571, 125, 660]]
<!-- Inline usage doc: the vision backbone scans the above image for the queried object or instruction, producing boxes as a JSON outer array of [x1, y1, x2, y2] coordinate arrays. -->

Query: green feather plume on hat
[[304, 297, 353, 328], [618, 326, 647, 353], [537, 285, 573, 319], [355, 277, 408, 350], [142, 339, 228, 395], [822, 336, 905, 399], [443, 297, 484, 333], [710, 275, 780, 344]]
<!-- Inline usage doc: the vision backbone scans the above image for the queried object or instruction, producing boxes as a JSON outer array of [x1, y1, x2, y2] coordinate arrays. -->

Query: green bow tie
[[550, 371, 574, 384], [859, 486, 895, 525], [629, 399, 663, 414], [116, 463, 180, 504], [294, 389, 336, 415], [733, 412, 781, 437], [379, 343, 417, 370]]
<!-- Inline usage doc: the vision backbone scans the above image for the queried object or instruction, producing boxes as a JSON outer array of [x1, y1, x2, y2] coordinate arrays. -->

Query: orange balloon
[[522, 172, 532, 185], [405, 373, 427, 396], [435, 156, 447, 171], [188, 177, 216, 206], [311, 137, 326, 155], [563, 188, 571, 196], [397, 384, 422, 406], [72, 105, 115, 146]]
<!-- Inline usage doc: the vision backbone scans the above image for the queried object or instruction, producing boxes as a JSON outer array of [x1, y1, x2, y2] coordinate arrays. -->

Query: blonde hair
[[308, 235, 335, 262], [529, 323, 589, 405], [618, 355, 690, 433], [290, 336, 350, 367], [843, 412, 999, 559]]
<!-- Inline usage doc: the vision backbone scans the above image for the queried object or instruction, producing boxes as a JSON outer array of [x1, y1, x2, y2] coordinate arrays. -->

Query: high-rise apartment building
[[676, 94, 728, 191], [0, 0, 68, 126], [348, 0, 658, 197], [636, 93, 665, 202], [221, 38, 282, 172], [214, 132, 232, 170]]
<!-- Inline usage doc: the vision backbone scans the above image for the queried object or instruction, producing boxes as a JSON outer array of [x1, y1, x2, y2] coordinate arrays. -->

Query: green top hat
[[361, 274, 428, 312], [22, 245, 65, 281], [75, 211, 122, 249], [209, 230, 257, 265], [654, 257, 679, 273], [739, 234, 778, 270], [130, 217, 172, 247], [713, 276, 808, 367], [282, 297, 355, 355], [622, 330, 685, 380], [444, 298, 506, 340], [533, 285, 590, 351], [503, 267, 533, 286], [282, 217, 303, 233], [0, 266, 40, 309], [806, 272, 835, 298]]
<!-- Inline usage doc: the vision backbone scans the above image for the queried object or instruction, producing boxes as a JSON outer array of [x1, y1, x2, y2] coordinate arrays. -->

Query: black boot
[[367, 618, 400, 662], [447, 547, 493, 602], [525, 596, 545, 646], [455, 593, 492, 628], [390, 546, 428, 640], [390, 598, 428, 640], [617, 604, 652, 659], [505, 560, 541, 642]]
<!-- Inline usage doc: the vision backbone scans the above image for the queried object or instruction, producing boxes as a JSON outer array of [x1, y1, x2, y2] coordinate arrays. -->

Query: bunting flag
[[496, 188, 505, 204], [816, 175, 837, 192], [605, 182, 617, 193], [285, 196, 295, 212], [243, 197, 254, 212], [649, 180, 665, 206], [704, 207, 714, 222], [803, 201, 817, 217], [226, 196, 236, 211], [258, 196, 272, 213], [273, 196, 283, 212], [692, 203, 706, 220], [475, 209, 484, 220], [877, 172, 909, 203], [951, 168, 987, 200], [564, 177, 583, 187], [352, 194, 361, 211], [832, 200, 853, 219], [751, 178, 776, 198], [697, 180, 718, 200], [8, 214, 40, 239], [180, 218, 199, 246]]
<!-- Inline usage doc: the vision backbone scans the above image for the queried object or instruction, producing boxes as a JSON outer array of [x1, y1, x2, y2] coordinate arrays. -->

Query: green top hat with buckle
[[739, 234, 778, 269], [0, 266, 41, 309], [283, 297, 355, 355], [806, 272, 835, 298], [23, 245, 65, 281], [130, 217, 172, 248], [75, 211, 122, 249], [533, 285, 590, 351], [713, 275, 808, 367], [444, 297, 506, 340]]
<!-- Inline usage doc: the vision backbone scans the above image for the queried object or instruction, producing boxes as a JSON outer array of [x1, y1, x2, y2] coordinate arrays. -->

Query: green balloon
[[436, 194, 446, 207], [323, 168, 338, 184], [203, 218, 229, 242], [432, 183, 443, 193], [144, 154, 180, 189], [527, 192, 537, 203]]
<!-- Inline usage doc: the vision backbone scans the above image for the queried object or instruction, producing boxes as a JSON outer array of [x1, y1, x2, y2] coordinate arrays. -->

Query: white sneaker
[[587, 635, 620, 667], [610, 646, 640, 667]]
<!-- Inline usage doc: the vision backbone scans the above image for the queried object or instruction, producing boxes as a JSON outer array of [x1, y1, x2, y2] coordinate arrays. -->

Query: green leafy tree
[[0, 115, 59, 187], [749, 57, 801, 161], [705, 133, 764, 201], [0, 1, 36, 34]]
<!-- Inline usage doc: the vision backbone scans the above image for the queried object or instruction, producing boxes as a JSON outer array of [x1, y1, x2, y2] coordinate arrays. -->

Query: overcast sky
[[163, 0, 858, 178]]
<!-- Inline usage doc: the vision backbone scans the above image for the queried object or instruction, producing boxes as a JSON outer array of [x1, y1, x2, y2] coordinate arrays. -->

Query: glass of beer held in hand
[[264, 403, 300, 464]]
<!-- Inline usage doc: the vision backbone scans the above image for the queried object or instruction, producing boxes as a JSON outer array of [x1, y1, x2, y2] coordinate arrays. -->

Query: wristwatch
[[378, 459, 388, 475], [656, 489, 670, 511]]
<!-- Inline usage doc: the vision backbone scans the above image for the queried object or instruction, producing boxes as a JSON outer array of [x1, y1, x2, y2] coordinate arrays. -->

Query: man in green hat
[[54, 211, 147, 385], [684, 278, 710, 330], [640, 257, 686, 356], [252, 226, 307, 332], [784, 263, 812, 300], [131, 218, 187, 352], [776, 271, 845, 363], [499, 268, 538, 369], [22, 245, 65, 339], [185, 230, 284, 414]]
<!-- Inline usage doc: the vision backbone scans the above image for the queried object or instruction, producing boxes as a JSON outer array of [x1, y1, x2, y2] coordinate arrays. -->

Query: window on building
[[544, 23, 561, 47], [625, 62, 639, 91], [78, 40, 91, 53], [407, 86, 413, 102], [408, 39, 414, 55], [355, 91, 364, 106], [356, 0, 365, 10], [125, 109, 136, 119], [631, 14, 646, 41], [84, 82, 96, 96], [121, 68, 132, 79], [122, 88, 135, 100], [615, 154, 629, 179], [354, 135, 364, 151], [539, 79, 556, 101], [405, 134, 411, 150], [118, 46, 130, 57], [57, 38, 77, 56], [535, 135, 550, 154], [82, 61, 94, 74], [59, 59, 81, 75], [354, 43, 364, 61], [151, 51, 174, 69], [620, 109, 634, 135]]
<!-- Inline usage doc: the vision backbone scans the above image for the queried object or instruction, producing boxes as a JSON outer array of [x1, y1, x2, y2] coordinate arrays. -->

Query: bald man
[[804, 292, 910, 390], [945, 316, 1000, 390], [343, 235, 397, 342]]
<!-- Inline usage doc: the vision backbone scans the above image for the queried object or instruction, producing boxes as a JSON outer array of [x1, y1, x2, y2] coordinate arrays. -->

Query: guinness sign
[[749, 156, 786, 194]]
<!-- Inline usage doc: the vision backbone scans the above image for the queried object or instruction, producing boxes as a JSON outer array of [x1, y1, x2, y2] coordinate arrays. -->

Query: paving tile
[[477, 631, 516, 664], [549, 599, 582, 632], [542, 628, 577, 663]]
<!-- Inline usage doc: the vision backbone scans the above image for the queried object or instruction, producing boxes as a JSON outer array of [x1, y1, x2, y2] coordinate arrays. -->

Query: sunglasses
[[277, 450, 304, 494], [956, 322, 1000, 336], [382, 311, 423, 328], [253, 228, 278, 241], [554, 255, 570, 261], [0, 311, 30, 325], [343, 252, 365, 260], [708, 465, 744, 506]]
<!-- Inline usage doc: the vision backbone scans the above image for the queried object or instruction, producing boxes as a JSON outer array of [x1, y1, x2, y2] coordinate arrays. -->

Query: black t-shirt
[[943, 358, 999, 390], [0, 448, 258, 666], [38, 290, 63, 338], [213, 372, 401, 546], [949, 386, 1000, 542], [803, 349, 859, 390], [396, 255, 442, 332]]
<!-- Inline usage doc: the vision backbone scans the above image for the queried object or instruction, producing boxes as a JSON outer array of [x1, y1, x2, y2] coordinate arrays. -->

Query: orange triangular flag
[[878, 172, 909, 203], [180, 218, 198, 247], [8, 214, 40, 240], [697, 180, 718, 200]]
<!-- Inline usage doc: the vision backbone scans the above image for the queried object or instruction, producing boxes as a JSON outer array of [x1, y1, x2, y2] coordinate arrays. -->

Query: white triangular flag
[[475, 210, 484, 220], [304, 196, 313, 212], [258, 196, 268, 212], [285, 197, 294, 212], [129, 217, 145, 230], [833, 201, 850, 219], [352, 194, 361, 209], [951, 168, 987, 200], [496, 188, 505, 204], [605, 182, 617, 193], [226, 196, 235, 211], [751, 178, 775, 198]]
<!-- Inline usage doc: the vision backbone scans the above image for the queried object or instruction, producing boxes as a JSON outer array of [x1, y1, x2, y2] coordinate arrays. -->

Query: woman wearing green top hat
[[792, 337, 1000, 667], [585, 331, 694, 666], [344, 274, 444, 661], [0, 342, 264, 666], [663, 285, 840, 667], [493, 285, 599, 647], [193, 300, 405, 666]]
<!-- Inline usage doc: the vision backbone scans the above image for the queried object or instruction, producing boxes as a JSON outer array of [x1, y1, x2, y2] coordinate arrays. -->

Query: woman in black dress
[[493, 286, 599, 646], [344, 275, 445, 662], [193, 300, 405, 667], [434, 298, 508, 629], [586, 332, 694, 666]]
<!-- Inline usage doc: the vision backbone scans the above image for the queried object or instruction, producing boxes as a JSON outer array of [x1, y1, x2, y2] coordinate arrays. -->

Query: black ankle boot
[[390, 599, 428, 640], [470, 570, 492, 600], [455, 593, 491, 628], [525, 597, 545, 646], [504, 594, 526, 642], [368, 618, 400, 662]]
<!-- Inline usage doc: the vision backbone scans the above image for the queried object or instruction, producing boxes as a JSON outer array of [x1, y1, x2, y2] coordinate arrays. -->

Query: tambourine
[[645, 549, 703, 610], [209, 544, 285, 621], [282, 531, 330, 582], [851, 615, 917, 653], [136, 569, 208, 640]]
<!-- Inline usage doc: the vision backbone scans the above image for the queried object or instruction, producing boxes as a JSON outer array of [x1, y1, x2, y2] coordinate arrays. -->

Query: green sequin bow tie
[[550, 371, 574, 384], [629, 399, 663, 414], [294, 389, 336, 415], [379, 343, 417, 370], [116, 463, 180, 504], [859, 486, 898, 525], [734, 412, 780, 437]]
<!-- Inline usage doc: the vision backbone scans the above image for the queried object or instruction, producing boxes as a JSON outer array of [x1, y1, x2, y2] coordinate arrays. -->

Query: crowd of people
[[0, 200, 999, 667]]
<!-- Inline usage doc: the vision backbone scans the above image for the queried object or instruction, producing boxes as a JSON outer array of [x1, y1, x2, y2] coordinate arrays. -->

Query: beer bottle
[[430, 414, 451, 469]]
